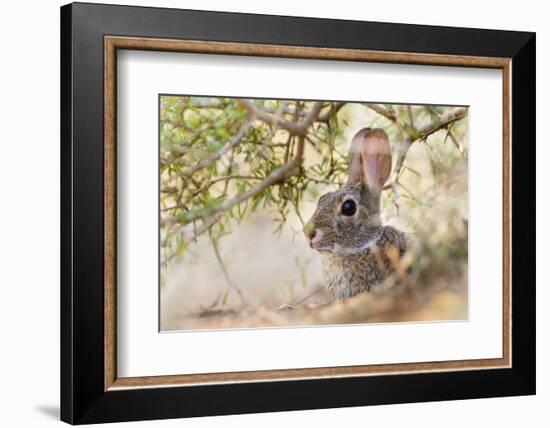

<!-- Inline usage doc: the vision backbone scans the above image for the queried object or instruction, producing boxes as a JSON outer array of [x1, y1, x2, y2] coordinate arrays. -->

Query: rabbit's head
[[304, 127, 392, 254]]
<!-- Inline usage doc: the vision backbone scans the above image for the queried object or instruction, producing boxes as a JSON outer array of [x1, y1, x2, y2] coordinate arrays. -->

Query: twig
[[294, 288, 322, 305], [209, 233, 246, 307], [161, 175, 264, 212], [161, 211, 223, 244], [390, 181, 400, 214], [366, 104, 421, 140], [370, 106, 467, 208], [179, 120, 253, 176], [180, 135, 307, 224], [373, 106, 467, 182], [444, 126, 465, 155], [407, 105, 415, 128], [238, 100, 323, 136], [418, 107, 467, 138], [317, 102, 345, 122]]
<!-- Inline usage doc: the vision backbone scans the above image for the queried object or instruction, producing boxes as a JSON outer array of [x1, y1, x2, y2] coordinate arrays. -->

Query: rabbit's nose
[[303, 222, 316, 240]]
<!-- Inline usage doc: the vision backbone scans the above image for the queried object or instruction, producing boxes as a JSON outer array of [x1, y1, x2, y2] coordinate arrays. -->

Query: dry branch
[[179, 120, 254, 176], [238, 100, 323, 135], [418, 107, 467, 139], [369, 105, 467, 178], [181, 135, 307, 224], [366, 104, 421, 140]]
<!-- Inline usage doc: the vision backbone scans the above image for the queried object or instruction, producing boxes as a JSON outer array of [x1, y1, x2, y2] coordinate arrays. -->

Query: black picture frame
[[61, 2, 535, 424]]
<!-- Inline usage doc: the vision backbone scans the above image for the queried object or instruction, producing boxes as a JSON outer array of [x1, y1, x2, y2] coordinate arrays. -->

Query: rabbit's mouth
[[315, 247, 337, 254], [310, 242, 328, 251], [307, 228, 325, 250], [312, 232, 384, 255], [310, 240, 338, 254], [310, 241, 337, 254], [311, 244, 334, 253]]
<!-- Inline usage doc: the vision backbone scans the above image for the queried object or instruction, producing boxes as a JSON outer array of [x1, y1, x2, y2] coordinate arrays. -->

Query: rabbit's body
[[321, 226, 408, 299], [304, 127, 409, 300]]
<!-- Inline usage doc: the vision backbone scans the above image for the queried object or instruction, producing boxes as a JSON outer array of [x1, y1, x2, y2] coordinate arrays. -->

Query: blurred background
[[159, 97, 468, 331]]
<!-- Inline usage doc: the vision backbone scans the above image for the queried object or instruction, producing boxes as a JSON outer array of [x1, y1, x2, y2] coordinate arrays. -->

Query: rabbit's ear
[[347, 128, 392, 194]]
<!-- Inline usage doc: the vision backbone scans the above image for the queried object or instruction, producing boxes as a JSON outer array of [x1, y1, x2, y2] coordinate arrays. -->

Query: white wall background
[[0, 0, 545, 427]]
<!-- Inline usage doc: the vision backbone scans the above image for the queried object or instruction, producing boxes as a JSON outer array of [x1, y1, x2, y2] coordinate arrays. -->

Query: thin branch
[[444, 126, 465, 155], [390, 181, 400, 214], [317, 102, 345, 122], [209, 233, 246, 307], [238, 100, 323, 135], [366, 104, 421, 140], [161, 210, 224, 245], [389, 136, 413, 185], [161, 175, 264, 212], [180, 135, 307, 225], [179, 120, 253, 176], [417, 107, 468, 139], [367, 105, 467, 144], [234, 101, 342, 124], [407, 105, 415, 128], [370, 106, 467, 181]]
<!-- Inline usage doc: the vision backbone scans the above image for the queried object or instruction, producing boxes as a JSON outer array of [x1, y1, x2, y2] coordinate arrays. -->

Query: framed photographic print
[[60, 2, 536, 424]]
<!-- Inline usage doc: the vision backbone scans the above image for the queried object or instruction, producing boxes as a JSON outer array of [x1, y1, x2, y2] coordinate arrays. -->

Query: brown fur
[[321, 226, 408, 299], [304, 127, 409, 300]]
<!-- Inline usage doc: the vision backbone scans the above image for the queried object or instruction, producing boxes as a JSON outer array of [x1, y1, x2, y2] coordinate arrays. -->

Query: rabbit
[[304, 127, 409, 300]]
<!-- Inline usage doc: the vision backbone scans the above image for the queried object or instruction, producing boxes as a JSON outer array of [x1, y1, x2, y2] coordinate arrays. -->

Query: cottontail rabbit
[[304, 128, 409, 300]]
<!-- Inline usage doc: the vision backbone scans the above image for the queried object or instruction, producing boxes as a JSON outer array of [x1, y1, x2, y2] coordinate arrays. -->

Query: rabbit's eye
[[341, 199, 357, 216]]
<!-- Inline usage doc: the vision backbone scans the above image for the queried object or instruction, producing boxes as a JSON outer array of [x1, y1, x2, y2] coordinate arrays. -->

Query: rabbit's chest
[[321, 250, 390, 300]]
